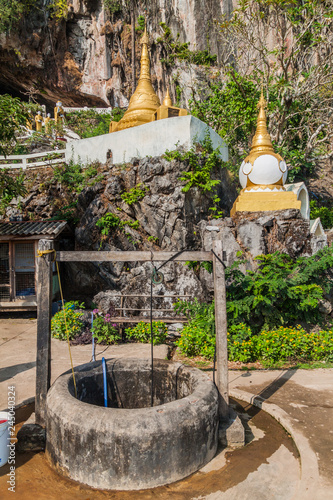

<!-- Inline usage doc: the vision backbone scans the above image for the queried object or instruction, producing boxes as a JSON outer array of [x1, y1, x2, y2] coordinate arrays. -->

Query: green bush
[[121, 183, 149, 205], [92, 311, 120, 344], [0, 94, 32, 156], [66, 108, 124, 139], [228, 326, 333, 364], [174, 299, 216, 358], [177, 323, 215, 359], [164, 133, 221, 194], [176, 248, 333, 339], [157, 22, 217, 67], [50, 201, 80, 225], [125, 321, 168, 345], [53, 161, 102, 193], [96, 212, 140, 237], [225, 249, 333, 332], [51, 301, 85, 340], [176, 323, 333, 364], [0, 0, 36, 33], [104, 0, 122, 15], [136, 15, 145, 32], [310, 200, 333, 229]]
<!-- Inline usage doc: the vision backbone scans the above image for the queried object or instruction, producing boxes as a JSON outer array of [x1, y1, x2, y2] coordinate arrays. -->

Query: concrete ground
[[1, 318, 333, 499], [229, 368, 333, 499], [0, 317, 169, 410]]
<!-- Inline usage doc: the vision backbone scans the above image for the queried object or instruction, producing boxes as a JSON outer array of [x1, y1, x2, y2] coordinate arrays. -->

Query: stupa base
[[230, 191, 301, 216]]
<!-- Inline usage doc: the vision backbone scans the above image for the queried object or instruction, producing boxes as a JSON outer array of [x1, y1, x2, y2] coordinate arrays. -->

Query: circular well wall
[[46, 358, 219, 490]]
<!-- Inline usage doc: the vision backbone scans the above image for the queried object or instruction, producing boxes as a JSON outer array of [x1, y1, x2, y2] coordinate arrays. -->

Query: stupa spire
[[112, 21, 161, 132], [163, 88, 172, 107], [243, 85, 283, 172]]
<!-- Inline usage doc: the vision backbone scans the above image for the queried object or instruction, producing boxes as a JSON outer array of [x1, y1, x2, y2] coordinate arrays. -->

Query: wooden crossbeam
[[57, 251, 212, 262], [108, 317, 188, 324]]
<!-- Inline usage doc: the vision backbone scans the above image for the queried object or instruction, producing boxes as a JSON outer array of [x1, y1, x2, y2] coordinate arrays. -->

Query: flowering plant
[[177, 322, 333, 365], [92, 309, 120, 344], [125, 321, 167, 345], [51, 301, 85, 340]]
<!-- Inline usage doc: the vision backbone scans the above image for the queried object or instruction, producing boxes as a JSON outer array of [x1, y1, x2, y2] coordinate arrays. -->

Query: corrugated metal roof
[[0, 220, 67, 237]]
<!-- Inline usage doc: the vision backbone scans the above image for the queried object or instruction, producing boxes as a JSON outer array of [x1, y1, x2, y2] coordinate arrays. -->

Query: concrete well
[[46, 358, 219, 490]]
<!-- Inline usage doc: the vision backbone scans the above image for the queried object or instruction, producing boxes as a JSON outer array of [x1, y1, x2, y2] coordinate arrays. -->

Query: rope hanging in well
[[37, 249, 77, 399], [149, 249, 193, 406]]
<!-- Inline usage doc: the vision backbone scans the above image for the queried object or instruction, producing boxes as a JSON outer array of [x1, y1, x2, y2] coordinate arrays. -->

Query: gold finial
[[257, 86, 266, 110], [244, 87, 281, 164], [163, 88, 172, 106], [141, 20, 149, 46]]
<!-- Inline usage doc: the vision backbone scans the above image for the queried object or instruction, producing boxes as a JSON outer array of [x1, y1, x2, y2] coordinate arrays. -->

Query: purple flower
[[112, 323, 117, 328], [93, 309, 99, 314]]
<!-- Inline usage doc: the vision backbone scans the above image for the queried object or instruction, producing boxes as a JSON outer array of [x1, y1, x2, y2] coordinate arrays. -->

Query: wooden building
[[0, 220, 67, 311]]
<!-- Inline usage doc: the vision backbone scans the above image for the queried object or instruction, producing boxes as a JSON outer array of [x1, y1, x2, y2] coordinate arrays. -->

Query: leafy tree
[[49, 0, 68, 20], [0, 94, 31, 157], [0, 0, 37, 32], [225, 248, 333, 332], [190, 0, 333, 181], [0, 170, 27, 214], [103, 0, 122, 15]]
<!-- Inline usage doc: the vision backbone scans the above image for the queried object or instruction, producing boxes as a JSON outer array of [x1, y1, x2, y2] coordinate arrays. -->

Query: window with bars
[[14, 242, 35, 297], [0, 243, 10, 300]]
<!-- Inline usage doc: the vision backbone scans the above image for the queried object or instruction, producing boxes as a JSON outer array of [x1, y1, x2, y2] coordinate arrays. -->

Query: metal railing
[[0, 149, 66, 170]]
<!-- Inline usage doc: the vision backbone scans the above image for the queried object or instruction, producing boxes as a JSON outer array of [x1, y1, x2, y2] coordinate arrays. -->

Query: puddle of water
[[0, 398, 300, 500]]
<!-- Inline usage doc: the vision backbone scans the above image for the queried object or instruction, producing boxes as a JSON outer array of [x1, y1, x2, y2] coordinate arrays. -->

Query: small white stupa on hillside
[[230, 90, 325, 240]]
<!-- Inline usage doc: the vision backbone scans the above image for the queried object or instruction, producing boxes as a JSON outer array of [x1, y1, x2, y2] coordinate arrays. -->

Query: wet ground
[[232, 370, 333, 483], [0, 399, 300, 500]]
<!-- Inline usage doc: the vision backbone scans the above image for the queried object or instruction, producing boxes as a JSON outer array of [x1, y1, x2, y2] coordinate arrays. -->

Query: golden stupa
[[109, 25, 160, 132], [230, 89, 301, 215], [109, 25, 187, 133], [152, 87, 187, 121]]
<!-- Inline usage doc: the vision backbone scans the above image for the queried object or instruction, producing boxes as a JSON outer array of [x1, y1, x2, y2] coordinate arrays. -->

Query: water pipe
[[91, 312, 95, 362], [102, 357, 108, 408]]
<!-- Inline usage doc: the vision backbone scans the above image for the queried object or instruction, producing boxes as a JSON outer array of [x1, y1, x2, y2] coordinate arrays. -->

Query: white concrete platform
[[65, 115, 228, 165]]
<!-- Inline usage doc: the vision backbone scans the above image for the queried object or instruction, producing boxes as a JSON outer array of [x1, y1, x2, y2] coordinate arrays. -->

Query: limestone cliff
[[0, 0, 232, 108], [5, 152, 235, 302]]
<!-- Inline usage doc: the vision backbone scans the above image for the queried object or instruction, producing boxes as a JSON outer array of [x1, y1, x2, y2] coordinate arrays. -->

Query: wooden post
[[212, 239, 229, 420], [35, 239, 54, 426]]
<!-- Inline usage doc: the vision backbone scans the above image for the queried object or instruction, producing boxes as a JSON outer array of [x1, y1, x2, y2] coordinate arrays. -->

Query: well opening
[[70, 361, 194, 409]]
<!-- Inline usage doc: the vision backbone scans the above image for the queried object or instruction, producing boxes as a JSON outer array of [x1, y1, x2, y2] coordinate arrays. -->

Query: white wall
[[65, 116, 228, 166]]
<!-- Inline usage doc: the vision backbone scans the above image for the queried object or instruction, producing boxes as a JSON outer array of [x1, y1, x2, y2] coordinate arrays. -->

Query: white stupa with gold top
[[230, 90, 301, 216]]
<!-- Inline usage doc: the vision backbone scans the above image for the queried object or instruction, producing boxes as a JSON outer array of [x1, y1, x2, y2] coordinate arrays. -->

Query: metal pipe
[[102, 357, 108, 408], [91, 312, 95, 362]]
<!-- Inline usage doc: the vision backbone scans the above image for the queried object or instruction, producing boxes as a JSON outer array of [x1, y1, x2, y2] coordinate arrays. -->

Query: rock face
[[70, 154, 234, 303], [3, 157, 328, 308], [0, 0, 232, 108], [200, 209, 327, 291], [9, 153, 234, 303]]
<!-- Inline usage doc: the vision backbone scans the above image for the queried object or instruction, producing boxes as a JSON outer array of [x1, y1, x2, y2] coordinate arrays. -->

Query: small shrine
[[231, 91, 302, 216]]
